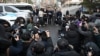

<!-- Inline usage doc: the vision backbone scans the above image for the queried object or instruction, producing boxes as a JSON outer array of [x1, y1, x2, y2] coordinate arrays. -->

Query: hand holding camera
[[93, 27, 99, 34], [45, 30, 50, 37], [79, 22, 82, 27], [15, 35, 19, 41]]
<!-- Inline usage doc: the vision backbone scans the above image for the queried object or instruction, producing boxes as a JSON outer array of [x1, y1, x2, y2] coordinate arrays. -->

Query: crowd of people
[[0, 7, 100, 56]]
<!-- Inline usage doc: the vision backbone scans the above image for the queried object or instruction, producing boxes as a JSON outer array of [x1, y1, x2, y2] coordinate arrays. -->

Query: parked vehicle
[[0, 4, 30, 26], [4, 3, 33, 18], [89, 13, 100, 22]]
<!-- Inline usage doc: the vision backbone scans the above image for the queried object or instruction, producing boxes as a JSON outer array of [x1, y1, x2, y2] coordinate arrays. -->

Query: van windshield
[[14, 6, 33, 11]]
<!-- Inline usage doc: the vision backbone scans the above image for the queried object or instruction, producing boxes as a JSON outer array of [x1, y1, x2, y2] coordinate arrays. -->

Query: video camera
[[12, 26, 20, 38], [31, 28, 46, 36]]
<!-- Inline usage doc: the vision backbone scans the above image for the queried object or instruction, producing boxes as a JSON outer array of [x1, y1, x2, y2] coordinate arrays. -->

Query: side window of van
[[5, 6, 16, 12], [0, 6, 3, 12]]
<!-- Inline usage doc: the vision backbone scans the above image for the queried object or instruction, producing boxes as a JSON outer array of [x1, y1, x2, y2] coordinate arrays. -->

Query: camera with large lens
[[13, 33, 19, 38], [13, 27, 20, 38], [38, 30, 45, 36]]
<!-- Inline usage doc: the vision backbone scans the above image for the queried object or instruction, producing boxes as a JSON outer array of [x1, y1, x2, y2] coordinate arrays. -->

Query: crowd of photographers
[[0, 7, 100, 56]]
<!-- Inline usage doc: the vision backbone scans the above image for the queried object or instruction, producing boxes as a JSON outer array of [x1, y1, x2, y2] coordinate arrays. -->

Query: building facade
[[32, 0, 57, 8], [64, 0, 83, 4]]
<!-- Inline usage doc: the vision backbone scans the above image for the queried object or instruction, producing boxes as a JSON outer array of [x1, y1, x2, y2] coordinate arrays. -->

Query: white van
[[7, 3, 33, 12], [4, 3, 33, 17], [0, 4, 30, 26]]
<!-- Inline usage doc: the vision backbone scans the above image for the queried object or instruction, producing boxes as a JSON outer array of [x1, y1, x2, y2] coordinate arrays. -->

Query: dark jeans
[[48, 16, 53, 24], [39, 17, 44, 25]]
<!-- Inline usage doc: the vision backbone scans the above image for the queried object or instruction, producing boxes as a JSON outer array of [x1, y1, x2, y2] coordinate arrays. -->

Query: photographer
[[53, 38, 80, 56], [83, 41, 100, 56], [7, 34, 23, 56], [0, 24, 11, 56], [12, 17, 25, 30], [78, 21, 95, 44], [27, 30, 53, 56], [78, 21, 100, 56]]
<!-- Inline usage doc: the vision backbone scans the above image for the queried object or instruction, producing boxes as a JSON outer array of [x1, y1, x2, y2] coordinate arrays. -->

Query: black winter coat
[[78, 27, 94, 44], [53, 50, 80, 56], [27, 38, 53, 56], [65, 30, 80, 45]]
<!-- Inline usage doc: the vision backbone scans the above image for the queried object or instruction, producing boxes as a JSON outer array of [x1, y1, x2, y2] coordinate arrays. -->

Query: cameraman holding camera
[[78, 21, 100, 56], [27, 30, 53, 56], [78, 21, 94, 44], [7, 31, 23, 56]]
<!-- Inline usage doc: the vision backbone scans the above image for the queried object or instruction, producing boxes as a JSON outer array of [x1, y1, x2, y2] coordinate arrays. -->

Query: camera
[[36, 29, 45, 36], [13, 29, 19, 38], [13, 33, 19, 38]]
